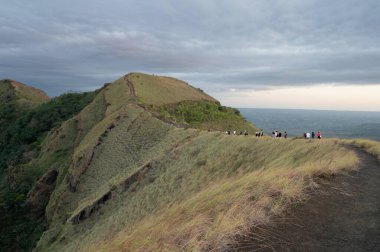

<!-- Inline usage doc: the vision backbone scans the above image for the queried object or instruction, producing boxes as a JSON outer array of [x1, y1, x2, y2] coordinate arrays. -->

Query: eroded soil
[[231, 147, 380, 252]]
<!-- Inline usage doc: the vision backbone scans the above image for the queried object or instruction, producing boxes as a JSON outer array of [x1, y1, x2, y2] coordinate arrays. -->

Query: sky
[[1, 0, 380, 111]]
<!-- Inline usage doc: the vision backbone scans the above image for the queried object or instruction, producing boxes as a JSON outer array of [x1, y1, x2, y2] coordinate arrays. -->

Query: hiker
[[303, 132, 307, 139], [317, 131, 322, 139], [245, 130, 248, 136], [261, 131, 264, 137], [306, 132, 311, 139], [272, 131, 276, 138], [312, 132, 315, 139], [278, 132, 282, 138], [284, 131, 288, 139]]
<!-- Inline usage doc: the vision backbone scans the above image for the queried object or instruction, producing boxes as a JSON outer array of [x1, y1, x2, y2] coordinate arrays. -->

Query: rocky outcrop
[[26, 169, 58, 218], [70, 160, 155, 225]]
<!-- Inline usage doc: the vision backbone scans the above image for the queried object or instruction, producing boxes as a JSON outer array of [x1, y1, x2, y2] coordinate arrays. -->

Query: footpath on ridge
[[232, 146, 380, 252], [124, 74, 136, 98]]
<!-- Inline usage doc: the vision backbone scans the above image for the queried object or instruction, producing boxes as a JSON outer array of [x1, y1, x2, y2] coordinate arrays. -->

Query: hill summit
[[0, 79, 49, 108], [1, 73, 375, 252]]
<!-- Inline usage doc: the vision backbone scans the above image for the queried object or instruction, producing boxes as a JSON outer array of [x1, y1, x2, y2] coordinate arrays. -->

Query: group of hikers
[[303, 131, 322, 139], [255, 131, 264, 137], [225, 130, 249, 136], [225, 129, 323, 139], [271, 131, 288, 138]]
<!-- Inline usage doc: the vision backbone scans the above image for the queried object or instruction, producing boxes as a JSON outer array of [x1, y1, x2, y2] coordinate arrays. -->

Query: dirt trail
[[231, 147, 380, 252], [124, 75, 136, 98]]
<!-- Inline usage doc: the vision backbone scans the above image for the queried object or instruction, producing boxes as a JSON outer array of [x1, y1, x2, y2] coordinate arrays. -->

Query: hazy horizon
[[240, 108, 380, 140], [239, 107, 380, 113]]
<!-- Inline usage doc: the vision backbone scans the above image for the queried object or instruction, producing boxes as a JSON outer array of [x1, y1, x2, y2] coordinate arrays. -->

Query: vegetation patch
[[0, 90, 97, 252], [150, 100, 258, 133]]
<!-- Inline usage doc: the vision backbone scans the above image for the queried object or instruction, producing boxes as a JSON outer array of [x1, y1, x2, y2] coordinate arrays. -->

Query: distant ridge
[[0, 79, 49, 108]]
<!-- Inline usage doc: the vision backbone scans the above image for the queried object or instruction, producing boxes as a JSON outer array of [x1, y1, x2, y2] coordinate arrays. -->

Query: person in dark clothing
[[312, 132, 315, 139], [284, 131, 288, 139], [278, 132, 282, 138]]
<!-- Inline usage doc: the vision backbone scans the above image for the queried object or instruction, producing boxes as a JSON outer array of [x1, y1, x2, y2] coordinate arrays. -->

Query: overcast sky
[[1, 0, 380, 110]]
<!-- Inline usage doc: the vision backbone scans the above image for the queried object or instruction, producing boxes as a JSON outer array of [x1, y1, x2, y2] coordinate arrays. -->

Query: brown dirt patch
[[230, 147, 380, 251]]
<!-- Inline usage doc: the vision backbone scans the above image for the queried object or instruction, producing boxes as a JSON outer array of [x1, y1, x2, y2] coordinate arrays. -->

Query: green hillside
[[0, 79, 49, 108], [1, 73, 377, 252], [0, 79, 50, 133], [0, 84, 97, 251]]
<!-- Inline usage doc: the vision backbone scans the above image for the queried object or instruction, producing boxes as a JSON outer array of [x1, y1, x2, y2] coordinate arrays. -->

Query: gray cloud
[[1, 0, 380, 96]]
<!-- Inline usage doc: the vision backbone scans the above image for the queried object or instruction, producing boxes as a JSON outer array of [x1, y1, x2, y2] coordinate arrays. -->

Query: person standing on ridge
[[312, 131, 315, 139], [317, 131, 322, 139], [284, 131, 288, 139]]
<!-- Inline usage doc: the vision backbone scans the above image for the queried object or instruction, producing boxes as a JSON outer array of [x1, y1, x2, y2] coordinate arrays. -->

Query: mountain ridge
[[0, 79, 50, 108], [1, 73, 378, 252]]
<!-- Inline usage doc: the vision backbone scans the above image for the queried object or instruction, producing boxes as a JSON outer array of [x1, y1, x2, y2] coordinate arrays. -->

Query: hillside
[[0, 79, 50, 132], [0, 79, 49, 108], [1, 73, 379, 251], [0, 84, 97, 251]]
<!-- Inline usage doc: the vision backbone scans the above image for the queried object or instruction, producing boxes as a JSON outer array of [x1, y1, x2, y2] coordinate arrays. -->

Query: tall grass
[[41, 135, 359, 252], [345, 139, 380, 160]]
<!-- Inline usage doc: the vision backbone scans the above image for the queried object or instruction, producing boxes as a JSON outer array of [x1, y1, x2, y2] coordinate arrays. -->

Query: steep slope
[[0, 81, 97, 252], [1, 73, 373, 252], [31, 74, 258, 248], [24, 73, 358, 251]]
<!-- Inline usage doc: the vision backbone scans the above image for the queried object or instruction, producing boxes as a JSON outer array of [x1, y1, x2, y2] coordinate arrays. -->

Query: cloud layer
[[1, 0, 380, 97]]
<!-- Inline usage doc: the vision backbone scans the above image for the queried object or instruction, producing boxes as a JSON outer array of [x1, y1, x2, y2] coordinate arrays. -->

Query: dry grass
[[129, 73, 217, 105], [345, 139, 380, 160], [101, 139, 357, 252], [46, 136, 359, 252]]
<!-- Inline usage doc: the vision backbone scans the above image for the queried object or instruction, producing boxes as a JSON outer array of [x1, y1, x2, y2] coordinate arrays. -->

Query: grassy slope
[[0, 84, 96, 251], [40, 136, 359, 252], [10, 80, 50, 107], [129, 73, 217, 105], [0, 79, 49, 108], [129, 73, 258, 133], [18, 73, 377, 251]]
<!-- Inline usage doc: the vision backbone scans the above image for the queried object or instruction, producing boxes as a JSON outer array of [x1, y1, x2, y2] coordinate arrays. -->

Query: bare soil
[[230, 147, 380, 252]]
